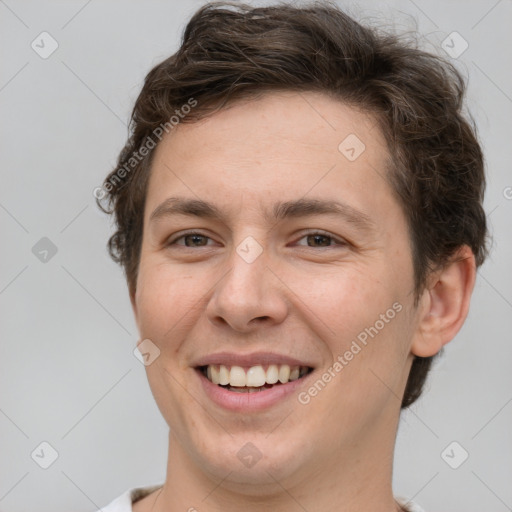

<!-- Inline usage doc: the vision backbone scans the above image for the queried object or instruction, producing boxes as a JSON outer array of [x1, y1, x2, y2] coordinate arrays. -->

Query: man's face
[[132, 91, 419, 487]]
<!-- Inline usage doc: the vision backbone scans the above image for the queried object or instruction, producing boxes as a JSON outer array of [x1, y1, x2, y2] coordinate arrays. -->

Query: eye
[[168, 232, 215, 247], [166, 230, 346, 249], [295, 231, 346, 248]]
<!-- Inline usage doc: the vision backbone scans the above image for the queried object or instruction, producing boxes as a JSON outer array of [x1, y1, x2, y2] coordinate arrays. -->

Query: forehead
[[146, 91, 394, 222]]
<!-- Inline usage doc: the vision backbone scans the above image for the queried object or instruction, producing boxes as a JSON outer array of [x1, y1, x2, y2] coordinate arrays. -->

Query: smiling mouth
[[198, 364, 313, 393]]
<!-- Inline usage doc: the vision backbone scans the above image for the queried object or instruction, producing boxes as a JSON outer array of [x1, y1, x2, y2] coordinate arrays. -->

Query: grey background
[[0, 0, 511, 511]]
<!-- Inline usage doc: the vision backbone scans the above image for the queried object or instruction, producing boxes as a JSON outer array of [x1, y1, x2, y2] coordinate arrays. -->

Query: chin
[[188, 430, 308, 489]]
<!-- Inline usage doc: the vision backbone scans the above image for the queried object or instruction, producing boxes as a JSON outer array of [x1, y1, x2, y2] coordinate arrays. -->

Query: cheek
[[135, 260, 202, 339], [307, 310, 412, 435], [292, 264, 412, 388], [286, 264, 395, 341]]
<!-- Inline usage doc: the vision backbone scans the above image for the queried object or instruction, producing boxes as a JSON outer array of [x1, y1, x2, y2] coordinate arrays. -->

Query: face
[[132, 91, 420, 490]]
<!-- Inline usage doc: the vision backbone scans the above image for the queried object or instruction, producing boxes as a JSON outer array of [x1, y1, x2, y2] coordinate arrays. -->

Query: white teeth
[[278, 365, 290, 383], [210, 365, 220, 385], [218, 365, 230, 385], [266, 364, 279, 384], [203, 363, 310, 387], [246, 365, 266, 387], [289, 367, 300, 381], [229, 366, 246, 387]]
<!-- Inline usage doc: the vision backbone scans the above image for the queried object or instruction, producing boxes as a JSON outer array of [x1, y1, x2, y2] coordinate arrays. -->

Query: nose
[[206, 245, 289, 333]]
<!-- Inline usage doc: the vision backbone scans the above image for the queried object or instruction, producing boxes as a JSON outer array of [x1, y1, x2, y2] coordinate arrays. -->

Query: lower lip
[[196, 369, 312, 412]]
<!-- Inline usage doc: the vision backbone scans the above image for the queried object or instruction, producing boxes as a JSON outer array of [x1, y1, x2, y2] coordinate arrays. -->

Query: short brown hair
[[98, 1, 488, 408]]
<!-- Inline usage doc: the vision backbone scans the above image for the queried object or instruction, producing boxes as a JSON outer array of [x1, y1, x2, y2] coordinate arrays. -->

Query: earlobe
[[411, 246, 476, 358]]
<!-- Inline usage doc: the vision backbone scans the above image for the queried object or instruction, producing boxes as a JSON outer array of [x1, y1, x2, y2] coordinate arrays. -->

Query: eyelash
[[167, 230, 347, 248]]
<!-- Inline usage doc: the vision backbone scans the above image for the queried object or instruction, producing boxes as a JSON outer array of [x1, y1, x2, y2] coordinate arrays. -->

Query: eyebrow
[[149, 197, 375, 232]]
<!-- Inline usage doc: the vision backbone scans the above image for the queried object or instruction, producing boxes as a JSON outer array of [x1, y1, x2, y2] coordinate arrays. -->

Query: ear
[[411, 246, 476, 357]]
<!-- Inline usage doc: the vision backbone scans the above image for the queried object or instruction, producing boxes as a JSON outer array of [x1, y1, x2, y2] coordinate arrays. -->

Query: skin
[[130, 91, 476, 512]]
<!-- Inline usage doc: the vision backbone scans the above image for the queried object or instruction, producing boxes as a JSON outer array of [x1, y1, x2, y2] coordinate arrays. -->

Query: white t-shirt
[[98, 485, 426, 512]]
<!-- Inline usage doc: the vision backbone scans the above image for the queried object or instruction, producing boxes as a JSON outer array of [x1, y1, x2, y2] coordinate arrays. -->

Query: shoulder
[[397, 498, 427, 512], [98, 485, 163, 512]]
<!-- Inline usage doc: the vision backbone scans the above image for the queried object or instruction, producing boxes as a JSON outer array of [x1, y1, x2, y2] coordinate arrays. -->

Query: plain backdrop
[[1, 1, 511, 511]]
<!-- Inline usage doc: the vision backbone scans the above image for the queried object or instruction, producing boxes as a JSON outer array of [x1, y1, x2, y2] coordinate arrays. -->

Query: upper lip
[[192, 351, 315, 368]]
